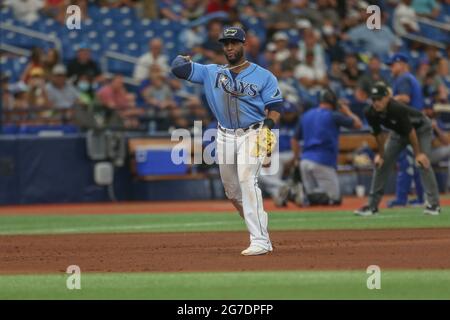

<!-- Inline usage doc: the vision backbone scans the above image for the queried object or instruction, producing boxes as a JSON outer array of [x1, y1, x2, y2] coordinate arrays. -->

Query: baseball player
[[291, 88, 363, 205], [171, 26, 283, 256], [354, 82, 441, 216]]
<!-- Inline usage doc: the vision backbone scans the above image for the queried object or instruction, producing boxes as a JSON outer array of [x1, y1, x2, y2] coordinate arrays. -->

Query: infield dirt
[[1, 228, 449, 274]]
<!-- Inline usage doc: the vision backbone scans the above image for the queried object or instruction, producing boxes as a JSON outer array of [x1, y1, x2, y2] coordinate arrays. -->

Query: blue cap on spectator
[[78, 42, 90, 50], [218, 27, 246, 43], [386, 53, 409, 65]]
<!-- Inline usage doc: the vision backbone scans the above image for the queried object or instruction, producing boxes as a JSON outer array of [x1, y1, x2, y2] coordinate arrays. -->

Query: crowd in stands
[[1, 0, 449, 134]]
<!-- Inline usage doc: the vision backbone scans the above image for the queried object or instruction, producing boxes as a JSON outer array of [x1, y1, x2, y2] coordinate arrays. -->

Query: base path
[[1, 228, 449, 274], [2, 197, 450, 216]]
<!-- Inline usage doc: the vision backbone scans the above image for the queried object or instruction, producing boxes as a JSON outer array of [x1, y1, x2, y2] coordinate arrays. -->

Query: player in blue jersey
[[386, 53, 426, 207], [171, 26, 283, 256], [291, 88, 363, 205]]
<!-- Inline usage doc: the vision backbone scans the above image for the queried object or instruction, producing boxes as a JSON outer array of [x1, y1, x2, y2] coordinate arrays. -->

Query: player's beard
[[225, 47, 244, 65]]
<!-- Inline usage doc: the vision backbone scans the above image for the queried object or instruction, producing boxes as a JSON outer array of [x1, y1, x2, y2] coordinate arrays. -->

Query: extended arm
[[171, 55, 192, 80]]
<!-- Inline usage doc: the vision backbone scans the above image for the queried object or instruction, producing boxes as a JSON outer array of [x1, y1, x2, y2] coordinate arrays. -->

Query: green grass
[[0, 208, 448, 235], [0, 270, 449, 300]]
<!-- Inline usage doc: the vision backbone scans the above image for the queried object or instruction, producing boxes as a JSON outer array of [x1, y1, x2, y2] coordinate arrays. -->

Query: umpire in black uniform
[[355, 82, 441, 216]]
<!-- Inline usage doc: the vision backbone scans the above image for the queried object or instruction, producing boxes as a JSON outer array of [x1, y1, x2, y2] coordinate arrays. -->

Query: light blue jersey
[[173, 59, 283, 129]]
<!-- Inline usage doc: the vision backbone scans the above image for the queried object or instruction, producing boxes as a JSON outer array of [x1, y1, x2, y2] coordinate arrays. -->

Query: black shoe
[[354, 205, 378, 216], [424, 204, 440, 216]]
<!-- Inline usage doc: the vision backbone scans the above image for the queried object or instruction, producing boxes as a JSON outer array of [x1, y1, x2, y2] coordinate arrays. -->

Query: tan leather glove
[[251, 127, 277, 158]]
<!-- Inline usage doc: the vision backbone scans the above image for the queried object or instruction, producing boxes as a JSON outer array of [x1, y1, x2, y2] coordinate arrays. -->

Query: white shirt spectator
[[393, 2, 420, 36], [133, 38, 170, 82], [133, 53, 170, 82], [46, 83, 80, 109], [294, 64, 326, 82], [5, 0, 44, 24]]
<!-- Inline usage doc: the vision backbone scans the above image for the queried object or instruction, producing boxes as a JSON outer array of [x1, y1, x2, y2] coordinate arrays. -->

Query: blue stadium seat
[[0, 6, 13, 20], [122, 42, 140, 57], [2, 125, 18, 135]]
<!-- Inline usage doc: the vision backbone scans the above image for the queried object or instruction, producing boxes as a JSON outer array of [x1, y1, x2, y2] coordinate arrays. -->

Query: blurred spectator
[[42, 0, 68, 24], [42, 48, 61, 80], [241, 0, 271, 20], [340, 53, 363, 89], [1, 74, 13, 111], [141, 68, 188, 128], [71, 0, 89, 19], [27, 67, 50, 108], [5, 0, 44, 24], [322, 26, 346, 64], [266, 0, 297, 35], [424, 107, 450, 172], [281, 43, 302, 74], [21, 47, 45, 83], [178, 22, 205, 53], [183, 0, 207, 21], [199, 20, 223, 62], [420, 68, 449, 103], [393, 0, 420, 36], [206, 0, 237, 14], [412, 0, 441, 18], [294, 50, 328, 94], [159, 0, 206, 21], [295, 0, 322, 28], [345, 9, 400, 57], [358, 54, 389, 84], [98, 0, 136, 7], [423, 45, 443, 73], [316, 0, 341, 27], [349, 79, 371, 125], [136, 0, 158, 19], [133, 38, 170, 82], [46, 64, 80, 109], [244, 32, 267, 67], [67, 43, 102, 84], [97, 74, 143, 128], [297, 28, 326, 76], [272, 32, 291, 63], [12, 83, 30, 110], [75, 74, 96, 107]]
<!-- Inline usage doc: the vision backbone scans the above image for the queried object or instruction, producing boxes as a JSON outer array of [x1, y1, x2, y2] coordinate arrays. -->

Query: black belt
[[218, 122, 262, 134]]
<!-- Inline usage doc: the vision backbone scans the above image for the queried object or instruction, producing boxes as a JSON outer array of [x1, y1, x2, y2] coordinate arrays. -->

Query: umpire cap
[[370, 81, 390, 100], [319, 88, 338, 106], [218, 27, 246, 43]]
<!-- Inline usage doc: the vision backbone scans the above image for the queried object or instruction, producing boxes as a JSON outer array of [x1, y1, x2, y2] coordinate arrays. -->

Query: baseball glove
[[251, 127, 277, 158]]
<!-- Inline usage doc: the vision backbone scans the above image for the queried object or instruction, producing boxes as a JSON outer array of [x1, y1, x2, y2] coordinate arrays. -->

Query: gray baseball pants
[[368, 121, 440, 208], [300, 159, 341, 202]]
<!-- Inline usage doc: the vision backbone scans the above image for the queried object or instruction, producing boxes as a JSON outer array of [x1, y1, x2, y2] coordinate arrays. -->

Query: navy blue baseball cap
[[218, 27, 246, 43], [386, 53, 409, 65]]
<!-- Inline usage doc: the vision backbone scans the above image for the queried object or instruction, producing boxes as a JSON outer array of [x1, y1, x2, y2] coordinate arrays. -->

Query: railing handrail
[[401, 33, 446, 49], [416, 16, 450, 32], [0, 22, 62, 55], [0, 43, 31, 57], [101, 51, 140, 86]]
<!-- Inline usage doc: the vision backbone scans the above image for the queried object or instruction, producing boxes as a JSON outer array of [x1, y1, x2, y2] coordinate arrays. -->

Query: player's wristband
[[263, 118, 275, 130]]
